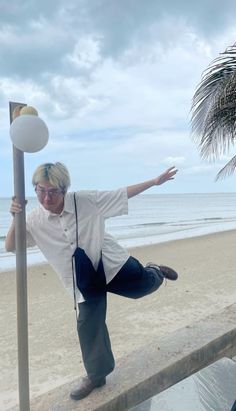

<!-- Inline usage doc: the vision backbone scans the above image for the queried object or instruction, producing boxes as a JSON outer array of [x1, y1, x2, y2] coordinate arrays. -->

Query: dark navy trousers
[[77, 256, 164, 383]]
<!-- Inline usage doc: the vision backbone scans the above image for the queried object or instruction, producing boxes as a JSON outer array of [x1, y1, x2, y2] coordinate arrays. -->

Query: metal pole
[[9, 102, 30, 411]]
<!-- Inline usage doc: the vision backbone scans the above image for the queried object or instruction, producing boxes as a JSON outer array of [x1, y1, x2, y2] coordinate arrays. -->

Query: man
[[6, 162, 178, 400]]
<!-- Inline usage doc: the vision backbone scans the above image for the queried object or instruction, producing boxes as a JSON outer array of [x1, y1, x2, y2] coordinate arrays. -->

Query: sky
[[1, 0, 236, 197]]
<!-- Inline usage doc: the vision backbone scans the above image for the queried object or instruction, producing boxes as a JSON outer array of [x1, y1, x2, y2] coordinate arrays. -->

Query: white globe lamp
[[10, 106, 49, 153]]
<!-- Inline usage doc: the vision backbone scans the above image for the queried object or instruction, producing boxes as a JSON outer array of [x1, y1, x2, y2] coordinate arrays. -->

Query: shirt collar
[[63, 192, 75, 214]]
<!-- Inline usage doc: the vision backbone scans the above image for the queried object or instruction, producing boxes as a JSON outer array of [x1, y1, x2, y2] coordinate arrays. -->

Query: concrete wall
[[9, 303, 236, 411]]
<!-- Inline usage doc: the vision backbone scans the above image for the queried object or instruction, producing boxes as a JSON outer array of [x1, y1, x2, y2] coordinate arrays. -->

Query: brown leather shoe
[[146, 263, 178, 281], [159, 265, 178, 280], [70, 376, 106, 400]]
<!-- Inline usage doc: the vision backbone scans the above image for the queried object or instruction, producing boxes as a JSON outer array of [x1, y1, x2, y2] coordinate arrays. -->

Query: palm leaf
[[191, 43, 236, 172], [216, 155, 236, 180]]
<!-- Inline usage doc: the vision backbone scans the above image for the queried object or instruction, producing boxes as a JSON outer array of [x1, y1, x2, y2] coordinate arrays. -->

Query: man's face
[[35, 181, 64, 214]]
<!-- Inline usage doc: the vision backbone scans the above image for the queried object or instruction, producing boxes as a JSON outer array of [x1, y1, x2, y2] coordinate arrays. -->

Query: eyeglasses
[[35, 187, 63, 197]]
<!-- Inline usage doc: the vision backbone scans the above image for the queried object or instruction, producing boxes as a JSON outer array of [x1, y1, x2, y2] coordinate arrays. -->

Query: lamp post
[[9, 102, 49, 411]]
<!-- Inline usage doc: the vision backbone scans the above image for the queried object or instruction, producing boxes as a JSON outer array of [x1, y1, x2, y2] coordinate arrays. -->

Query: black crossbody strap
[[74, 192, 78, 247], [72, 192, 79, 320]]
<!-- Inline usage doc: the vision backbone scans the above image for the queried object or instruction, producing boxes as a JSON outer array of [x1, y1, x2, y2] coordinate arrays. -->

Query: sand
[[1, 230, 236, 410]]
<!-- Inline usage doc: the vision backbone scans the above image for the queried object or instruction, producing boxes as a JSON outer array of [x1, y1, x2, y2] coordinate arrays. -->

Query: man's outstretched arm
[[127, 166, 178, 199]]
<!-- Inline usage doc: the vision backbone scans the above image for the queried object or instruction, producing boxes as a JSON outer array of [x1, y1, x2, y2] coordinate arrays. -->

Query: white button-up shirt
[[26, 188, 130, 302]]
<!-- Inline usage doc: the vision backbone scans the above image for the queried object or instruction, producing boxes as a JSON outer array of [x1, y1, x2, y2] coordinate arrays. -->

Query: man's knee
[[144, 268, 164, 293]]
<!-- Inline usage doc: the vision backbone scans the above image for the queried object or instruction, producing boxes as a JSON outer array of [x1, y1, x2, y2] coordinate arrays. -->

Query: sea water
[[1, 192, 236, 272]]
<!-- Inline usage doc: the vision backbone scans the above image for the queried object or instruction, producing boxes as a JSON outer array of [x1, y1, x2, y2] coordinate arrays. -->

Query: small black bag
[[72, 193, 106, 301], [72, 247, 106, 300]]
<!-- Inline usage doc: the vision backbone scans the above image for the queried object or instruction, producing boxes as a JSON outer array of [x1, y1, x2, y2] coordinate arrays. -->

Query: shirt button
[[70, 242, 73, 245], [65, 228, 67, 232]]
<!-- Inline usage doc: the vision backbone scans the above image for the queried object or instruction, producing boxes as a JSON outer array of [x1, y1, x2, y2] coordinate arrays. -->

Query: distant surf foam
[[1, 193, 236, 271]]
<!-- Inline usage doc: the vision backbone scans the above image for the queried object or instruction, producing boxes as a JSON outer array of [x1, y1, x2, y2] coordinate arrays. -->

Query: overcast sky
[[1, 0, 236, 197]]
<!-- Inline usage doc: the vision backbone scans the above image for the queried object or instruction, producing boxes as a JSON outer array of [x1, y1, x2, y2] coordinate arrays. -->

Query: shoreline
[[128, 226, 236, 253], [2, 227, 236, 273], [1, 229, 236, 410]]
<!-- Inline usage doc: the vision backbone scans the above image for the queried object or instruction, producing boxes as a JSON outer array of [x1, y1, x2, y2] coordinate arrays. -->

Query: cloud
[[0, 19, 73, 79], [0, 0, 235, 83], [66, 0, 236, 56], [0, 1, 235, 129], [65, 36, 102, 69], [1, 0, 236, 197], [162, 156, 186, 166], [182, 164, 216, 175]]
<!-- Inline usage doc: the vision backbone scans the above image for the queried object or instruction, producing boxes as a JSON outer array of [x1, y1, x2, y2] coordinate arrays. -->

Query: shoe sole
[[70, 380, 106, 400]]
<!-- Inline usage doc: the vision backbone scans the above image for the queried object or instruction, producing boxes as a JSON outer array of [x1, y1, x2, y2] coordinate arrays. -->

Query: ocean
[[1, 192, 236, 272]]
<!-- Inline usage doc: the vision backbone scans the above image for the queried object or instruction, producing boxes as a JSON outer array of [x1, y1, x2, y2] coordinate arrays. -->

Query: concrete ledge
[[9, 303, 236, 411]]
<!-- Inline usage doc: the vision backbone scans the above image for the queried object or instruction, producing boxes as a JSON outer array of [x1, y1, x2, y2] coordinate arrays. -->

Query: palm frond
[[191, 43, 236, 160], [216, 155, 236, 180]]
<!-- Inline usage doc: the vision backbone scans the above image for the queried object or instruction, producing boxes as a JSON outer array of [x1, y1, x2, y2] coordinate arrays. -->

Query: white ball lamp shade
[[10, 114, 49, 153]]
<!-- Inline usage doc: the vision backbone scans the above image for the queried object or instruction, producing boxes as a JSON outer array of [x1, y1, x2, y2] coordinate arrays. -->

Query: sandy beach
[[1, 230, 236, 410]]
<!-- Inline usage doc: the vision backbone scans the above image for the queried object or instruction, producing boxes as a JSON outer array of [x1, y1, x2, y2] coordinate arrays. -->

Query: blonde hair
[[32, 162, 71, 193]]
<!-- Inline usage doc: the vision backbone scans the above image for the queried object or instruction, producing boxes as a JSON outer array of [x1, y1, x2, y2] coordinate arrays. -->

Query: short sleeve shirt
[[26, 188, 130, 302]]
